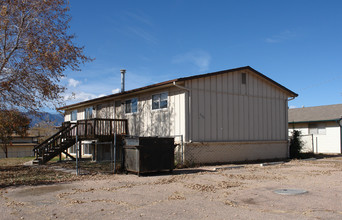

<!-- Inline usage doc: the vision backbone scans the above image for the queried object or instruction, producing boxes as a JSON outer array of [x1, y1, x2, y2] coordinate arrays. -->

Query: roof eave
[[289, 119, 341, 124], [57, 80, 179, 111]]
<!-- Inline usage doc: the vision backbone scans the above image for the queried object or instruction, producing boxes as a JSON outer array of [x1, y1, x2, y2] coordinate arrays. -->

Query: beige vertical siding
[[64, 105, 95, 122], [97, 102, 114, 118], [64, 112, 71, 122], [63, 68, 291, 147], [110, 87, 187, 140], [186, 69, 289, 142]]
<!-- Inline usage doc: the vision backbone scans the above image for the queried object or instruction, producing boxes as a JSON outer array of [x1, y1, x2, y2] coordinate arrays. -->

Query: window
[[152, 92, 168, 110], [125, 98, 138, 114], [71, 110, 77, 121], [85, 107, 93, 119], [309, 123, 326, 135], [83, 143, 92, 155], [241, 73, 247, 84]]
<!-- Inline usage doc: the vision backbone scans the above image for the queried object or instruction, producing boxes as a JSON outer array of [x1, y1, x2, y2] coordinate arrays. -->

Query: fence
[[299, 134, 314, 153]]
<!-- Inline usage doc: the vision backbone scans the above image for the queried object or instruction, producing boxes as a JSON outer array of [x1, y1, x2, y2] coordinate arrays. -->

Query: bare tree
[[0, 109, 30, 158], [0, 0, 92, 111]]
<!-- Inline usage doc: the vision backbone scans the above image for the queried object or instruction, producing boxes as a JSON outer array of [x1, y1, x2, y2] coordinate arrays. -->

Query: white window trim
[[151, 92, 168, 111]]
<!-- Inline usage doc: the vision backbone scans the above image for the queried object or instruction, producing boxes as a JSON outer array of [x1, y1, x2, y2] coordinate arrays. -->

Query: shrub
[[289, 130, 303, 158]]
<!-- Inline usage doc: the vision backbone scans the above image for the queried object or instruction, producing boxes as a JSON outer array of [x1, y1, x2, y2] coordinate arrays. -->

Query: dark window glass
[[85, 107, 92, 119], [125, 98, 138, 113], [242, 73, 246, 84]]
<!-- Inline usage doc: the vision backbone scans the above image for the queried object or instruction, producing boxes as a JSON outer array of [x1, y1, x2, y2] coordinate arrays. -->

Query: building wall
[[64, 86, 186, 141], [62, 69, 293, 163], [184, 141, 288, 164], [289, 121, 341, 153], [186, 69, 289, 142], [0, 145, 35, 158], [65, 106, 95, 122], [114, 86, 186, 141]]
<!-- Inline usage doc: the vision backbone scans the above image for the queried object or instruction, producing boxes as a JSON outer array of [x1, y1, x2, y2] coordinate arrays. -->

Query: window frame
[[125, 97, 138, 114], [84, 107, 93, 119], [152, 92, 168, 110], [309, 122, 326, 135], [71, 110, 77, 122], [82, 143, 92, 155]]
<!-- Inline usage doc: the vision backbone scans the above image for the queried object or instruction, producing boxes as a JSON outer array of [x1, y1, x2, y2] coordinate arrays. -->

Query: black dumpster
[[124, 137, 175, 176]]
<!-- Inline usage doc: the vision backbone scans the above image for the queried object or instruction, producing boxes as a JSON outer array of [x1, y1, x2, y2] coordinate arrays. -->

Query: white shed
[[59, 66, 298, 164]]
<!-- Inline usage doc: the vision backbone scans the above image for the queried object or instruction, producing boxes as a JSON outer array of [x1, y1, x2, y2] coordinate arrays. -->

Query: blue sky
[[59, 0, 342, 110]]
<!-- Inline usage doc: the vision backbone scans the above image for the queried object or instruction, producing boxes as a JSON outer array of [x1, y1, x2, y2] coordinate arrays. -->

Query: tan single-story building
[[289, 104, 342, 154], [57, 66, 297, 164], [0, 134, 38, 158]]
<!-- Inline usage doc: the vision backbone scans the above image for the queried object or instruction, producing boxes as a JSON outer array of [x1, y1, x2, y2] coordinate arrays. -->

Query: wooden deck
[[63, 118, 128, 141]]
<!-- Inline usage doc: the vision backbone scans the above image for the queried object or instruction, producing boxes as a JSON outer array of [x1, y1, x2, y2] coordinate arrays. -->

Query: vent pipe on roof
[[120, 69, 126, 92]]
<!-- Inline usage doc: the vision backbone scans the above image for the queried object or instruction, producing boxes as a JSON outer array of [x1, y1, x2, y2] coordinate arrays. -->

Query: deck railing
[[63, 118, 128, 139]]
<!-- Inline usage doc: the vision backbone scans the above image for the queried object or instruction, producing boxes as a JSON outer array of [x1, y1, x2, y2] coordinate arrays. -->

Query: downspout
[[173, 81, 191, 142]]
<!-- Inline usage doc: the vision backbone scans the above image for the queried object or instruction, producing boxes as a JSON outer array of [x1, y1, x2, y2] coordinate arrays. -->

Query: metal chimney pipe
[[120, 69, 126, 92]]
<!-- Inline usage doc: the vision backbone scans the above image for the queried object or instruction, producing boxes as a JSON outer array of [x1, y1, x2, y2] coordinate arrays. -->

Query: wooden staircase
[[33, 118, 129, 164], [33, 123, 77, 164]]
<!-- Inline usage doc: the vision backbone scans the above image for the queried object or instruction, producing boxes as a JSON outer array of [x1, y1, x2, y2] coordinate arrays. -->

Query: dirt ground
[[1, 157, 342, 220]]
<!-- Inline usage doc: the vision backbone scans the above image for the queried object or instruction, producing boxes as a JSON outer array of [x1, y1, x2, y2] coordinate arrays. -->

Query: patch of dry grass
[[0, 165, 80, 188], [168, 191, 186, 200], [0, 157, 34, 166], [0, 157, 83, 188]]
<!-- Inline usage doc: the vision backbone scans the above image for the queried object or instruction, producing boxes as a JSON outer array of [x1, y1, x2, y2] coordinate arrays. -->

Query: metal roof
[[58, 66, 298, 111], [289, 104, 342, 123]]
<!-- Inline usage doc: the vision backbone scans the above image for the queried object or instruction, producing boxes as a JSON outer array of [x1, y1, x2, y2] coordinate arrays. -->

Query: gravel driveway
[[1, 157, 342, 220]]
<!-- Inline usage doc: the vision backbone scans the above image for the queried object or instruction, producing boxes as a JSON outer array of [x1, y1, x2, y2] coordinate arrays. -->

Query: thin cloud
[[67, 78, 81, 88], [265, 30, 296, 43], [110, 10, 157, 45], [126, 26, 158, 45], [124, 11, 153, 27], [112, 88, 120, 94], [64, 91, 98, 103], [173, 50, 211, 72]]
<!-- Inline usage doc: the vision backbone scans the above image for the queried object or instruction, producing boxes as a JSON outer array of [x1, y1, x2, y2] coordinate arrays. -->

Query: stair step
[[32, 159, 42, 165]]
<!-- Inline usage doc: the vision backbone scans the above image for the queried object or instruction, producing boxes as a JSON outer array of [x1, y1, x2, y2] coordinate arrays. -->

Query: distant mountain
[[28, 112, 64, 127]]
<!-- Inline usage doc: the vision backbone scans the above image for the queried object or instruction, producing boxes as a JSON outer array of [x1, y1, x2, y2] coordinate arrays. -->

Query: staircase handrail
[[33, 123, 76, 151]]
